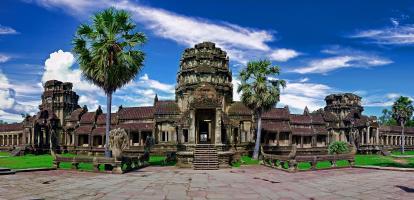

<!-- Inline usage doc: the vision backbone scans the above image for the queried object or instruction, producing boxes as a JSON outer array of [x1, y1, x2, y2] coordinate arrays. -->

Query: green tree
[[73, 8, 146, 157], [391, 96, 414, 154], [378, 109, 397, 126], [238, 60, 286, 159]]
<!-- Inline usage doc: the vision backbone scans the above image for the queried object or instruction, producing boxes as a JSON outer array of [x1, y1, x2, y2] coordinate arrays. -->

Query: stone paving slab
[[0, 166, 413, 199]]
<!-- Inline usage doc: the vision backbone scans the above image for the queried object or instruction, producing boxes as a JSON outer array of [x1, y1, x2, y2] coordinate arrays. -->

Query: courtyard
[[0, 166, 413, 200]]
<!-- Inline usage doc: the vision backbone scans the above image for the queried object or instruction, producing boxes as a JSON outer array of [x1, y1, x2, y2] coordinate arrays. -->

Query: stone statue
[[109, 128, 129, 161]]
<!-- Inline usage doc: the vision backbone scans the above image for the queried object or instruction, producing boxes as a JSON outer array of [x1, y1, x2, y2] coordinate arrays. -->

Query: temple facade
[[1, 42, 413, 167]]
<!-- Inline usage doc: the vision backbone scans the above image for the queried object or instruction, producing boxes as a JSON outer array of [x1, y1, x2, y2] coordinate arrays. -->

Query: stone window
[[162, 131, 169, 142], [78, 135, 89, 147], [183, 129, 189, 143]]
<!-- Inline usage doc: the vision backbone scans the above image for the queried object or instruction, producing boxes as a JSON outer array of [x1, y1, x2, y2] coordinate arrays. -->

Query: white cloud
[[0, 25, 18, 35], [78, 95, 99, 111], [269, 49, 300, 62], [280, 81, 334, 112], [363, 93, 413, 107], [350, 24, 414, 45], [136, 74, 175, 94], [0, 70, 38, 122], [29, 0, 300, 63], [41, 50, 99, 92], [0, 54, 11, 63], [291, 47, 392, 74], [232, 77, 241, 101]]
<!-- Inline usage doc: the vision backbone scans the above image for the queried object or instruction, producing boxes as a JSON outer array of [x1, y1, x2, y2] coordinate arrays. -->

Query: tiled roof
[[75, 125, 93, 134], [80, 112, 95, 124], [310, 113, 325, 124], [290, 114, 312, 125], [96, 113, 117, 125], [67, 108, 84, 121], [117, 123, 154, 131], [379, 126, 414, 134], [228, 102, 252, 116], [0, 123, 23, 132], [291, 127, 313, 136], [92, 127, 107, 135], [155, 101, 180, 115], [313, 125, 328, 135], [118, 107, 154, 120], [262, 121, 291, 132], [263, 108, 290, 120]]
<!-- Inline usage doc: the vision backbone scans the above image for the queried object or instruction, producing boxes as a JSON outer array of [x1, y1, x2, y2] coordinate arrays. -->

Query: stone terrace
[[0, 166, 413, 200]]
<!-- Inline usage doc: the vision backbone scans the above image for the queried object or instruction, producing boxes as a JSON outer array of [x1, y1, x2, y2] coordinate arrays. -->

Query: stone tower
[[39, 80, 79, 126], [176, 42, 233, 112], [324, 93, 363, 121]]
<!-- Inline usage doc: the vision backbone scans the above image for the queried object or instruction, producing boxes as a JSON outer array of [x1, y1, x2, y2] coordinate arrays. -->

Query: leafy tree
[[379, 109, 398, 126], [238, 60, 286, 159], [73, 8, 146, 157], [328, 141, 349, 154], [392, 96, 414, 154], [0, 120, 8, 125]]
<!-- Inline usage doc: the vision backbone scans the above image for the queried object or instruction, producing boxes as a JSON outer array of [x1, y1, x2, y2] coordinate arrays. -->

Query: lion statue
[[109, 128, 129, 160]]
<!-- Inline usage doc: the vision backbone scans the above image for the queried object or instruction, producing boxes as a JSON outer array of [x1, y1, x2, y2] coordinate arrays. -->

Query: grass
[[391, 150, 414, 155], [232, 154, 414, 170], [0, 151, 10, 157], [0, 153, 175, 170]]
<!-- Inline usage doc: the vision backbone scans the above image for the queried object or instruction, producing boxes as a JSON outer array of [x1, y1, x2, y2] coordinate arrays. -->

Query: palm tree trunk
[[252, 114, 262, 160], [401, 120, 405, 154], [105, 92, 112, 158]]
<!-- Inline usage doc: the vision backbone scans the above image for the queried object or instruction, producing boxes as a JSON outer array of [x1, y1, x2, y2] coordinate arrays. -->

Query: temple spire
[[304, 106, 310, 115]]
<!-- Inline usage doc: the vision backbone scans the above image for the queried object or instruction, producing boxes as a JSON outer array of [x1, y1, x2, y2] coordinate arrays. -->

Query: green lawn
[[0, 154, 174, 170], [0, 151, 10, 157], [232, 154, 414, 170], [391, 150, 414, 155]]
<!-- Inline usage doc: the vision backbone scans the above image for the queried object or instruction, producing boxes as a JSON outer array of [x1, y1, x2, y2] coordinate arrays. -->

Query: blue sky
[[0, 0, 413, 122]]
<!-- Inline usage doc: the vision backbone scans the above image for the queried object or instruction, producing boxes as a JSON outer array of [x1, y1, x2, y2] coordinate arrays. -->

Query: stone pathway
[[0, 166, 413, 199]]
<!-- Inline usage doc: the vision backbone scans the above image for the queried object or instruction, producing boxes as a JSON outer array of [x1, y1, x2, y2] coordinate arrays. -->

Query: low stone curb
[[14, 167, 57, 173], [354, 165, 414, 172], [390, 155, 414, 158]]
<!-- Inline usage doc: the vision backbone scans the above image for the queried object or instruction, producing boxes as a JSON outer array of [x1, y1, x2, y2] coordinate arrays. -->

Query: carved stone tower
[[39, 80, 79, 126], [324, 93, 363, 121]]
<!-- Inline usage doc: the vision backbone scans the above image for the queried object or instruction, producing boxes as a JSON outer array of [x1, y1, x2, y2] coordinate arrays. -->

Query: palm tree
[[392, 96, 414, 154], [73, 8, 146, 157], [238, 60, 286, 159]]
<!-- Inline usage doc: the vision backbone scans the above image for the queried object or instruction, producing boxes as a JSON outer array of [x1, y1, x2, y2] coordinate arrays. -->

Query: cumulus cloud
[[0, 71, 38, 122], [41, 50, 99, 92], [0, 54, 11, 63], [291, 47, 392, 74], [29, 0, 300, 63], [0, 24, 18, 35]]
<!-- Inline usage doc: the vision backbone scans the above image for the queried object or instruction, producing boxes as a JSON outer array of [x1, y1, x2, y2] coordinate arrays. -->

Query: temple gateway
[[1, 42, 413, 169]]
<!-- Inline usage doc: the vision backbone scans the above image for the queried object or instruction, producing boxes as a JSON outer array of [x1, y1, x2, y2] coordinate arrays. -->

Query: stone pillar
[[276, 131, 280, 146], [361, 132, 365, 145], [300, 136, 304, 148], [375, 129, 379, 145], [17, 134, 20, 146], [189, 109, 195, 143], [177, 128, 183, 144], [385, 135, 388, 145], [215, 108, 222, 144]]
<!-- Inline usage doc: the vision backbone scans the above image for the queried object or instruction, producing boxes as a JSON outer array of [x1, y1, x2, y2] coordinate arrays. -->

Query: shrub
[[328, 141, 349, 154]]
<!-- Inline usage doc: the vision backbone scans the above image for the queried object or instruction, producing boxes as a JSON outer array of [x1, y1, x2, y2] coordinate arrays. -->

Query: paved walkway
[[0, 166, 413, 200]]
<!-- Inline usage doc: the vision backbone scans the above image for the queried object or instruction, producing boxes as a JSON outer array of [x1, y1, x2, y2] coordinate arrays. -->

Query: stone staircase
[[193, 144, 218, 170], [0, 168, 15, 175]]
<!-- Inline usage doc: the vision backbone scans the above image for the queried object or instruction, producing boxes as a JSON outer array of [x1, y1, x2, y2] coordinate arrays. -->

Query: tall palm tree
[[392, 96, 414, 154], [73, 8, 146, 157], [238, 60, 286, 159]]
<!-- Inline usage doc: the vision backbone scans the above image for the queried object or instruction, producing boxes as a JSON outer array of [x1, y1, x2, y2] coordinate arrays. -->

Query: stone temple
[[0, 42, 413, 169]]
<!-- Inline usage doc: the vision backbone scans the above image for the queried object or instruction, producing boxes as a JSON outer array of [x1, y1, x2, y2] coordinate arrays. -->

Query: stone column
[[361, 131, 365, 145], [366, 127, 370, 145], [276, 131, 280, 146], [189, 109, 196, 143], [17, 134, 20, 146], [375, 129, 379, 145], [300, 136, 304, 148], [177, 128, 183, 144], [215, 108, 222, 144], [385, 135, 388, 145]]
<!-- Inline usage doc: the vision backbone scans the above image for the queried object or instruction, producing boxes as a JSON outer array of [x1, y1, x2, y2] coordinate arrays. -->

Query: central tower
[[176, 42, 233, 145]]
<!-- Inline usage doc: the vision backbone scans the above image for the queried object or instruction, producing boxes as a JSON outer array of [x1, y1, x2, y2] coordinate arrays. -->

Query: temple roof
[[96, 113, 117, 125], [290, 114, 312, 125], [155, 100, 180, 115], [80, 112, 96, 124], [118, 106, 154, 120], [75, 125, 93, 134], [0, 123, 23, 132], [228, 102, 252, 116], [263, 108, 290, 120], [291, 127, 314, 136], [117, 122, 154, 131], [262, 121, 290, 132]]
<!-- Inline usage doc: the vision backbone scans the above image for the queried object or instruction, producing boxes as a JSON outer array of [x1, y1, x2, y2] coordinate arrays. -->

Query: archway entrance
[[195, 109, 215, 144]]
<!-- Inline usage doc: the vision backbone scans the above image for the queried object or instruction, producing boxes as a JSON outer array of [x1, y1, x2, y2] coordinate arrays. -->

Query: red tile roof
[[263, 108, 290, 120], [310, 113, 325, 124], [80, 112, 95, 124], [155, 101, 180, 115], [290, 114, 312, 124], [92, 127, 107, 135], [75, 126, 93, 134], [228, 102, 252, 116], [67, 108, 84, 121], [118, 107, 154, 120], [117, 123, 154, 131], [0, 123, 23, 132], [96, 113, 117, 125], [262, 121, 291, 132], [291, 127, 313, 136], [313, 125, 328, 135]]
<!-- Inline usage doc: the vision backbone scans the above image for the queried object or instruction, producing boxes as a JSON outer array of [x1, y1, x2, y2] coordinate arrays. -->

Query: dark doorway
[[199, 121, 209, 143], [195, 109, 215, 144]]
